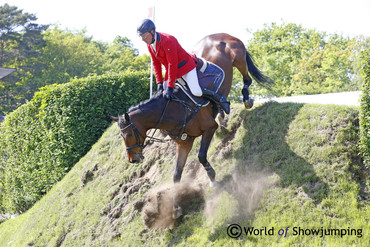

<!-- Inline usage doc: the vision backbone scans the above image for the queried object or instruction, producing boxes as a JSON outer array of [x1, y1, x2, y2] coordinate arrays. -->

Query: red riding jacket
[[148, 32, 197, 88]]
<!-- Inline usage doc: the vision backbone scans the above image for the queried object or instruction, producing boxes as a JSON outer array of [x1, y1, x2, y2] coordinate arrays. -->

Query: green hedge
[[360, 49, 370, 169], [0, 71, 150, 213]]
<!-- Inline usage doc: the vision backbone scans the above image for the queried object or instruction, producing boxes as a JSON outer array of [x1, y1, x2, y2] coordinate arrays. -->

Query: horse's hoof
[[217, 116, 227, 128], [210, 180, 218, 188], [172, 206, 183, 219], [244, 98, 254, 109]]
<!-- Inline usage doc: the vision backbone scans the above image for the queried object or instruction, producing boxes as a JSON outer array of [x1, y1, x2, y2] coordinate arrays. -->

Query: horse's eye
[[122, 131, 132, 138]]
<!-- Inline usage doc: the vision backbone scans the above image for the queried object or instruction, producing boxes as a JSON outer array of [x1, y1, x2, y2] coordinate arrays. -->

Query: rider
[[137, 19, 230, 114]]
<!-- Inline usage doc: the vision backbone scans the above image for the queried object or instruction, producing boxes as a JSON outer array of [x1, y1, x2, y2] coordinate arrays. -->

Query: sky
[[2, 0, 370, 55]]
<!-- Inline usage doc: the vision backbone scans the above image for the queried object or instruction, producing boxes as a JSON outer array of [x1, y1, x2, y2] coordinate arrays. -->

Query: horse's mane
[[128, 90, 163, 113]]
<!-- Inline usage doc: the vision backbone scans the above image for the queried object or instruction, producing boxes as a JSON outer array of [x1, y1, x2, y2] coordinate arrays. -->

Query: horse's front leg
[[198, 123, 218, 186], [172, 139, 194, 219]]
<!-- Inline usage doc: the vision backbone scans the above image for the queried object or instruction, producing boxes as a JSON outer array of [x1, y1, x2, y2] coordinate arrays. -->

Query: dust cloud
[[204, 171, 273, 222], [141, 169, 274, 229], [142, 182, 204, 229]]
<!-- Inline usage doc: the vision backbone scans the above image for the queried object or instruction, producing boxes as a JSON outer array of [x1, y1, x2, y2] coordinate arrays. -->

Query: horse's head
[[111, 113, 145, 163]]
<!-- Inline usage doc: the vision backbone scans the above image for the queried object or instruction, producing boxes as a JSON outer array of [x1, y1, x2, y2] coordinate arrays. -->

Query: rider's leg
[[182, 68, 202, 96], [202, 88, 230, 114], [182, 68, 231, 114]]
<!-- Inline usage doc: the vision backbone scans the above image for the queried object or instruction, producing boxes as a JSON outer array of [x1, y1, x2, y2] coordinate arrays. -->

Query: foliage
[[37, 29, 150, 88], [0, 103, 367, 246], [0, 4, 48, 112], [360, 48, 370, 169], [0, 24, 151, 114], [0, 71, 150, 213], [230, 22, 362, 100], [36, 27, 106, 86], [101, 36, 151, 73], [0, 4, 151, 114]]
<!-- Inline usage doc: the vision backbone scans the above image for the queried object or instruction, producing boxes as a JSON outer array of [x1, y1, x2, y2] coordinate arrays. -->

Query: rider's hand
[[163, 87, 174, 100], [157, 83, 164, 92]]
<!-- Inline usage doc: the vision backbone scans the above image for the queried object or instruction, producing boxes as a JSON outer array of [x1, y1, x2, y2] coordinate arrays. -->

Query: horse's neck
[[131, 98, 166, 131], [132, 101, 181, 133]]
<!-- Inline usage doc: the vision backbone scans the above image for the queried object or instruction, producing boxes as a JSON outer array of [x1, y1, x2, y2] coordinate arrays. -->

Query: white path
[[255, 91, 361, 106]]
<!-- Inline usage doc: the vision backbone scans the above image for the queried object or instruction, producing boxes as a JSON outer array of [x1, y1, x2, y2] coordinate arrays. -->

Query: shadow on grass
[[208, 102, 330, 242]]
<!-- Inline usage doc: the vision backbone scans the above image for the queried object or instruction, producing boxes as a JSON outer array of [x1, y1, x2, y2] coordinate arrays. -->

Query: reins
[[163, 95, 201, 140], [122, 95, 201, 154], [144, 99, 171, 145]]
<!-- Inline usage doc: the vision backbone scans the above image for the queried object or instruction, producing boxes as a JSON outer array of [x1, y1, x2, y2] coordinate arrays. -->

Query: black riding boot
[[202, 88, 230, 114]]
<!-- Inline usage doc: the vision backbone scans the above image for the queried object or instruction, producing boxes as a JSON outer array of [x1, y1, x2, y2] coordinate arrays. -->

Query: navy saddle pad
[[174, 58, 225, 107]]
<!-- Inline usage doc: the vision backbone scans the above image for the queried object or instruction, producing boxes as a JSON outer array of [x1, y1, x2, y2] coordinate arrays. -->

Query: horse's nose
[[127, 153, 134, 163], [129, 155, 144, 163], [131, 158, 142, 163], [127, 152, 144, 163]]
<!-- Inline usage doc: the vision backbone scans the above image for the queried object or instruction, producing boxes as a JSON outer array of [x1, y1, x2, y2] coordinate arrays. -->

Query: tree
[[350, 35, 370, 87], [0, 5, 151, 114], [37, 27, 106, 86], [38, 29, 151, 87], [0, 4, 48, 113], [102, 36, 151, 72], [240, 22, 359, 98]]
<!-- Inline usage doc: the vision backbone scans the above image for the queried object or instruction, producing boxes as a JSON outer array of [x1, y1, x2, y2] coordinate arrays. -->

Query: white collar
[[151, 32, 157, 51]]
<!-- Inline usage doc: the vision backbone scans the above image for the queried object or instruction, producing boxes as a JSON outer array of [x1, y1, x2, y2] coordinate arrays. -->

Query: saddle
[[173, 57, 225, 107]]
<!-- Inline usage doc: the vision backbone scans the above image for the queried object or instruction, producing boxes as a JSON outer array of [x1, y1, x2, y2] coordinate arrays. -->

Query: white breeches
[[181, 68, 202, 96]]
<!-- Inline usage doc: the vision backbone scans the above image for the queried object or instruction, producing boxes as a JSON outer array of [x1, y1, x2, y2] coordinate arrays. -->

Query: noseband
[[120, 120, 146, 156]]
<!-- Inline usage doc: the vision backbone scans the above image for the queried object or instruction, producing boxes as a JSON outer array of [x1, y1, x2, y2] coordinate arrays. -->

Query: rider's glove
[[163, 87, 174, 100], [157, 83, 164, 92]]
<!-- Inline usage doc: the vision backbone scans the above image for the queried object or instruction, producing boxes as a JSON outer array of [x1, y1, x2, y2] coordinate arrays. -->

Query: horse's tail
[[245, 50, 274, 86]]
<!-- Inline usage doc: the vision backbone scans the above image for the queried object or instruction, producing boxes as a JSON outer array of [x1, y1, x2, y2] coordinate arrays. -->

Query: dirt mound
[[142, 182, 204, 229]]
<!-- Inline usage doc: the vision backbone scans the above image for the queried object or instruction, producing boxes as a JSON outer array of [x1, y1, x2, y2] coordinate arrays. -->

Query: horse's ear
[[109, 115, 119, 122], [124, 113, 130, 122]]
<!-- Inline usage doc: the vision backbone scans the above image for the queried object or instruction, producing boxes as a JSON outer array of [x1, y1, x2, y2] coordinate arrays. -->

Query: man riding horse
[[111, 21, 273, 219], [137, 19, 230, 114]]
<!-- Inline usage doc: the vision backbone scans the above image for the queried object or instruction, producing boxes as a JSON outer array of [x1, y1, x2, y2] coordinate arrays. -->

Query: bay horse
[[111, 33, 273, 218]]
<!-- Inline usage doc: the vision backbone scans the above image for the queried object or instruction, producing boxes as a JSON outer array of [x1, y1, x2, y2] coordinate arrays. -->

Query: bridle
[[120, 100, 170, 159], [120, 119, 146, 155], [120, 95, 201, 160]]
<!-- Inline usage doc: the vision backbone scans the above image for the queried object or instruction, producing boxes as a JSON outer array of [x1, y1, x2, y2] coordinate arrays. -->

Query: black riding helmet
[[137, 19, 156, 35]]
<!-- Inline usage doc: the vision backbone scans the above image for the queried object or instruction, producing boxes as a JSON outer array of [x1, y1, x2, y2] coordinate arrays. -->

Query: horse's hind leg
[[198, 122, 218, 186], [233, 49, 254, 109], [241, 76, 254, 109]]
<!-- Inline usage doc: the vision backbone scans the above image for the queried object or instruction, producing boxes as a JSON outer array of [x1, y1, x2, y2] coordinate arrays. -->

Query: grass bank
[[0, 102, 368, 246]]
